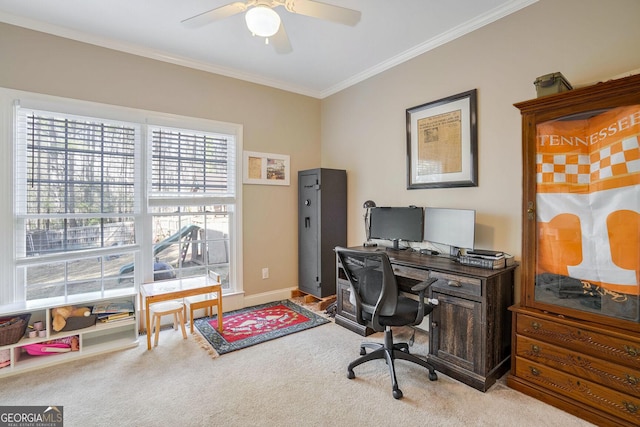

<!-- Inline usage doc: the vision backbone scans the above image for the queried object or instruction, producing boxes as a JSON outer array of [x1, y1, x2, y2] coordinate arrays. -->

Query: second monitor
[[424, 207, 475, 255]]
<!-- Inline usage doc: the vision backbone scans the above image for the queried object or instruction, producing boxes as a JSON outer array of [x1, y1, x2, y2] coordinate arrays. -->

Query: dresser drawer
[[516, 313, 640, 368], [516, 334, 640, 397], [514, 356, 640, 425], [429, 271, 481, 298]]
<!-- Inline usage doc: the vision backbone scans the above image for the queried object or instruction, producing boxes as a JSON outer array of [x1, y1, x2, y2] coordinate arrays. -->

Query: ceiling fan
[[181, 0, 361, 54]]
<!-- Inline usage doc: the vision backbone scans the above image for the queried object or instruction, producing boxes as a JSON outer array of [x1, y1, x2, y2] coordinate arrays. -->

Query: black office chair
[[335, 247, 439, 399]]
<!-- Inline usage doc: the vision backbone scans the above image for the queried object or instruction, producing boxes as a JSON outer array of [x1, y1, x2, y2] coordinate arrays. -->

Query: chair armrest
[[410, 277, 438, 325], [410, 277, 437, 293]]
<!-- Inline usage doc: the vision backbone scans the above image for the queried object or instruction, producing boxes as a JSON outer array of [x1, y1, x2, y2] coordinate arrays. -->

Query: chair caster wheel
[[429, 372, 438, 381], [360, 347, 366, 356], [347, 370, 355, 379], [393, 388, 403, 399]]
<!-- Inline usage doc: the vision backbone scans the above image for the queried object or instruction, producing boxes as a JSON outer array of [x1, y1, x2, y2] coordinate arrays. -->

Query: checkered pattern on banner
[[590, 136, 640, 181], [537, 136, 640, 185], [537, 153, 590, 185]]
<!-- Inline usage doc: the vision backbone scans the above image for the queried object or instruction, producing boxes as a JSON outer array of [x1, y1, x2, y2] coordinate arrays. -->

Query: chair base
[[347, 327, 437, 399]]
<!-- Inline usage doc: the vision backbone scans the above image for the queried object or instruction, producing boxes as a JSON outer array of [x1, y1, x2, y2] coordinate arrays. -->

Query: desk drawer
[[392, 264, 430, 281], [430, 271, 481, 298]]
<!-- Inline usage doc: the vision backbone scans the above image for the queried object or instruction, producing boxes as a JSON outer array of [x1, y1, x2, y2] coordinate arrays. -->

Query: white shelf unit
[[0, 292, 139, 377]]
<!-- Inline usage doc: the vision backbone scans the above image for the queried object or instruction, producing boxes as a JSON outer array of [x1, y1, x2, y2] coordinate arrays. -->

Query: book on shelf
[[98, 312, 134, 322], [99, 317, 134, 324], [92, 301, 134, 315]]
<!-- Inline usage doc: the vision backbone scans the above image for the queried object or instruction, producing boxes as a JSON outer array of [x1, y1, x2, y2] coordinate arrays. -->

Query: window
[[3, 91, 242, 305], [142, 125, 237, 288], [14, 109, 140, 302], [147, 205, 232, 287]]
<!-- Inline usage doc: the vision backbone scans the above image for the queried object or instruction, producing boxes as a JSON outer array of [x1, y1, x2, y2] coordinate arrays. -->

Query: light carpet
[[0, 307, 595, 427]]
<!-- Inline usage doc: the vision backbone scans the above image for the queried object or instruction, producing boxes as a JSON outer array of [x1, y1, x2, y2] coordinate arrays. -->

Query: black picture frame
[[406, 89, 478, 189]]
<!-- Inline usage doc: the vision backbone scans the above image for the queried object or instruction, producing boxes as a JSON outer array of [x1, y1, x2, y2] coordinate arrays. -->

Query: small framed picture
[[243, 151, 290, 186]]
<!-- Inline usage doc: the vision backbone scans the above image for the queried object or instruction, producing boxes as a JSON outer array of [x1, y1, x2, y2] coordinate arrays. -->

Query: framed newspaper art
[[406, 89, 478, 189], [243, 151, 290, 186]]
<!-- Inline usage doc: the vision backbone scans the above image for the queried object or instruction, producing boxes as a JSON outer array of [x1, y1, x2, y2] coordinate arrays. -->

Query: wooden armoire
[[508, 74, 640, 426]]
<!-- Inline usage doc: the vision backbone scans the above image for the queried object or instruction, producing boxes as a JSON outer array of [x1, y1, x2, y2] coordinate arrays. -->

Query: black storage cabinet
[[298, 168, 346, 298]]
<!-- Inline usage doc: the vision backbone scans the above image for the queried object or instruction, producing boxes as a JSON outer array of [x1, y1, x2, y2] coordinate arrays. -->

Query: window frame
[[0, 88, 243, 307]]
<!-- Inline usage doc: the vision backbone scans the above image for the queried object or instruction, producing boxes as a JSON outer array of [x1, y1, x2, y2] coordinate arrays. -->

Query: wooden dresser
[[508, 74, 640, 426], [510, 307, 640, 425]]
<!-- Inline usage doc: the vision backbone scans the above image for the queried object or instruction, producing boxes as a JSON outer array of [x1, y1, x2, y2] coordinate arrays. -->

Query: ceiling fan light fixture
[[245, 5, 281, 38]]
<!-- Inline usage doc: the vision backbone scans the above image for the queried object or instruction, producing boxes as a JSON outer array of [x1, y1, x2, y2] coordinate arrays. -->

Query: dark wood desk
[[335, 246, 518, 392]]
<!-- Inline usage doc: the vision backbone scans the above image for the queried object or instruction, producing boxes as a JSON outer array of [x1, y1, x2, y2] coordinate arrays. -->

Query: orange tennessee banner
[[535, 105, 640, 295]]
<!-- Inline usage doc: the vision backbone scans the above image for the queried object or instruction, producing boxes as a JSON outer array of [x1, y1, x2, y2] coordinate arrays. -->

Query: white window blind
[[15, 108, 140, 257], [149, 126, 236, 198]]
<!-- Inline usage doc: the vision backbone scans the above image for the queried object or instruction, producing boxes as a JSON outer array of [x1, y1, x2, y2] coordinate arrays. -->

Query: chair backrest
[[335, 247, 399, 321]]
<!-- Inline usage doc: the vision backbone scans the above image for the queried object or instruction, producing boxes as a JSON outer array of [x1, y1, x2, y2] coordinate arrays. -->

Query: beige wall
[[0, 23, 321, 299], [1, 0, 639, 302], [321, 0, 640, 295]]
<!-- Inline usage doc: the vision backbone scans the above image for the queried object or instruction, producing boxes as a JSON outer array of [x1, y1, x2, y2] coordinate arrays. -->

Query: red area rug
[[194, 300, 329, 355], [219, 303, 310, 342]]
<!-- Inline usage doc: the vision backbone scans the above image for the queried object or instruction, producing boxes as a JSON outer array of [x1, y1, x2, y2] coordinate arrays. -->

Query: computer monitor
[[424, 207, 475, 255], [369, 206, 424, 250]]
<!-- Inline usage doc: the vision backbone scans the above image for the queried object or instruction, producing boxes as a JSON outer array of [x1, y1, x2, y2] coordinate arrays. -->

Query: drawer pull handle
[[529, 367, 540, 376], [626, 374, 639, 385], [623, 401, 638, 414], [625, 345, 639, 357], [447, 280, 461, 287], [531, 344, 540, 354], [531, 321, 541, 330]]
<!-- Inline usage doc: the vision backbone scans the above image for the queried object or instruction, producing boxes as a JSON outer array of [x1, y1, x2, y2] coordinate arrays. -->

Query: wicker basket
[[0, 313, 32, 346]]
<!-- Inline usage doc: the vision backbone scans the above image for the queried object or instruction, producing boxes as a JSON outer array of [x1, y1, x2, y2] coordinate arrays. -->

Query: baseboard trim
[[237, 287, 297, 311]]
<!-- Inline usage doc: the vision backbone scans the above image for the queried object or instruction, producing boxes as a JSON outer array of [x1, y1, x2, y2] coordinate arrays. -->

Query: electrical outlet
[[262, 267, 269, 279]]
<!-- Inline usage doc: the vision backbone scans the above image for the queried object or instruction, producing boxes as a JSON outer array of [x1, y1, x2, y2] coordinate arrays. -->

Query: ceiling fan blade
[[181, 2, 247, 29], [271, 23, 292, 54], [287, 0, 361, 26]]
